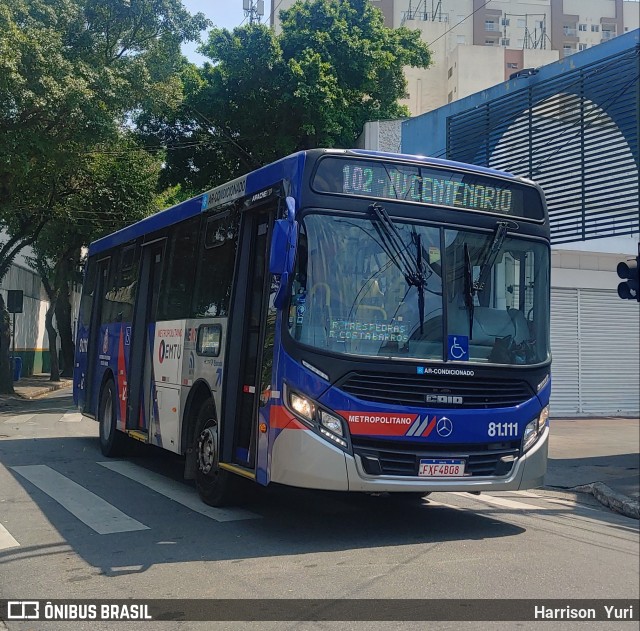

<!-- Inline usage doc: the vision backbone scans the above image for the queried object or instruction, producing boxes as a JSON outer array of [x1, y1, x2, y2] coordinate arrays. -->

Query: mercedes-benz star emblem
[[436, 416, 453, 437]]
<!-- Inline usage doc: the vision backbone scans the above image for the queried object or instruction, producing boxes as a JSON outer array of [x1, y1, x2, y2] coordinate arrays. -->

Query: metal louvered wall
[[447, 45, 639, 245], [550, 288, 640, 416]]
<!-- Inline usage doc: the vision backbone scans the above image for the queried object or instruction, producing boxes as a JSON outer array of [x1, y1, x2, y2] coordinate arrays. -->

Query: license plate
[[418, 459, 465, 477]]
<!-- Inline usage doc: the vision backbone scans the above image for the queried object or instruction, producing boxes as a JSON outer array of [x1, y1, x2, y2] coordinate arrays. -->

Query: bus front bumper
[[270, 426, 549, 493]]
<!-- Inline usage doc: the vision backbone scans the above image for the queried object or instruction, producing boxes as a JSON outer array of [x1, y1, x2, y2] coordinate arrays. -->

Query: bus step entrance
[[126, 430, 149, 444]]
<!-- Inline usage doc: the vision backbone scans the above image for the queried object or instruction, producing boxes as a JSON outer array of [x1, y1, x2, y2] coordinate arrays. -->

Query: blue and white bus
[[74, 149, 551, 506]]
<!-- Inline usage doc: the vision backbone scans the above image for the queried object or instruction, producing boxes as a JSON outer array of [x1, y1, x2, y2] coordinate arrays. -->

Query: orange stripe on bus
[[270, 405, 306, 430]]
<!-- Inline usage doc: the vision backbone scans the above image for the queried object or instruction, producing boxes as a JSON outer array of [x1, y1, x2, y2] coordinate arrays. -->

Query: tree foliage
[[0, 0, 208, 277], [29, 136, 163, 380], [143, 0, 431, 194], [0, 0, 206, 391]]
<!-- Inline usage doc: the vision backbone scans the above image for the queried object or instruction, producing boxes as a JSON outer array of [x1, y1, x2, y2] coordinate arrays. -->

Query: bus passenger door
[[222, 210, 273, 471], [127, 240, 165, 433]]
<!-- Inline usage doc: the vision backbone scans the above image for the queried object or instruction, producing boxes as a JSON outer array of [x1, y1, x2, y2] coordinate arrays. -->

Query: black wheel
[[98, 379, 126, 457], [194, 399, 243, 507]]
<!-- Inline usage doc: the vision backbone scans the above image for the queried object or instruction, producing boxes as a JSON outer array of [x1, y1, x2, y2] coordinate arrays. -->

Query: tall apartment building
[[271, 0, 639, 115]]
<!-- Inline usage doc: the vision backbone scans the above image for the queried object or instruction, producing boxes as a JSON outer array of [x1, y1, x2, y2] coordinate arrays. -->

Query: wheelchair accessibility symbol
[[448, 335, 469, 361]]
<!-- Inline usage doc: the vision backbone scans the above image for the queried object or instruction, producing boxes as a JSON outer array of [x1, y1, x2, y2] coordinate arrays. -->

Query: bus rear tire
[[194, 400, 242, 507], [99, 379, 125, 457]]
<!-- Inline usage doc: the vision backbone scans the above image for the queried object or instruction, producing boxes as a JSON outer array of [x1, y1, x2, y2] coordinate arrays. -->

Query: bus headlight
[[320, 410, 344, 437], [523, 406, 549, 453], [537, 405, 549, 432], [289, 391, 315, 422], [284, 385, 349, 449], [522, 419, 538, 452]]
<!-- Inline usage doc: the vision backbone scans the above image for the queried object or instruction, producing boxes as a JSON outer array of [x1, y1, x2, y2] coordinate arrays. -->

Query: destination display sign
[[312, 157, 544, 220]]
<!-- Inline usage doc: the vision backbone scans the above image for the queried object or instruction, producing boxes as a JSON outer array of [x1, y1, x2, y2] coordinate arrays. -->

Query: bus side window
[[100, 257, 119, 325], [101, 244, 139, 325], [193, 212, 239, 318], [157, 218, 199, 321], [78, 262, 97, 335]]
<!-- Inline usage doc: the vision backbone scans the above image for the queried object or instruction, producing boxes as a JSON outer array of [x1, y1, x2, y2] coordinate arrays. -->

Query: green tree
[[0, 0, 207, 392], [145, 0, 431, 193], [30, 137, 163, 381]]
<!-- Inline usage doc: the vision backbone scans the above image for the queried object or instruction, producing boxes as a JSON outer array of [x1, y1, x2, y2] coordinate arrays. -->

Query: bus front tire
[[99, 380, 125, 457], [194, 400, 241, 507]]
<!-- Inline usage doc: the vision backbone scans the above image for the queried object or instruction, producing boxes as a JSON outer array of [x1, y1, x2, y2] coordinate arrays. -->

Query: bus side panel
[[74, 258, 99, 414], [148, 318, 228, 454], [73, 321, 89, 411], [88, 321, 128, 427], [149, 319, 185, 453], [179, 318, 226, 452]]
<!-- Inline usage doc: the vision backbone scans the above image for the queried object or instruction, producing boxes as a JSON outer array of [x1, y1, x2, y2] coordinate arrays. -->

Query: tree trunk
[[45, 300, 60, 382], [0, 294, 14, 394], [55, 283, 75, 378]]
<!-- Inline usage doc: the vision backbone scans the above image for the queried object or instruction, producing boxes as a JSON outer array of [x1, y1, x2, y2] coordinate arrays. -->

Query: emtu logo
[[157, 339, 181, 364]]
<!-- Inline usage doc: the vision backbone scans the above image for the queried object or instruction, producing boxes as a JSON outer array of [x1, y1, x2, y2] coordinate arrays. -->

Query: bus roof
[[89, 151, 307, 256], [88, 149, 529, 256]]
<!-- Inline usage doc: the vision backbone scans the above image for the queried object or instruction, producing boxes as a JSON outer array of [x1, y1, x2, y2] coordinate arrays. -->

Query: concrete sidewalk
[[546, 417, 639, 519], [1, 377, 638, 518], [0, 373, 72, 403]]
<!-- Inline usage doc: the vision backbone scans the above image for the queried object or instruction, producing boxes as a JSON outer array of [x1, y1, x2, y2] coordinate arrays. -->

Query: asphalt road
[[1, 391, 638, 631]]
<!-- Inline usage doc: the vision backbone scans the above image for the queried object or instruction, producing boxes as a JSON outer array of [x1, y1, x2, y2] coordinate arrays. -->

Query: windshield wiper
[[463, 220, 517, 340], [369, 203, 433, 333], [463, 243, 475, 339], [474, 221, 513, 293]]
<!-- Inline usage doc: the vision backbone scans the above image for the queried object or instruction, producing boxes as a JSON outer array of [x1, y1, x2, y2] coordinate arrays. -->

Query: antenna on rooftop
[[243, 0, 264, 25]]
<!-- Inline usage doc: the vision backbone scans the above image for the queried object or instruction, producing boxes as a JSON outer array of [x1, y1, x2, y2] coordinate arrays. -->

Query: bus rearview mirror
[[269, 220, 289, 275], [269, 197, 298, 277]]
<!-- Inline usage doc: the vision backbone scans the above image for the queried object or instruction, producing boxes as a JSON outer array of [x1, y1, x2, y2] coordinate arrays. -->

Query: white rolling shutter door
[[550, 288, 580, 416], [579, 289, 640, 415], [550, 287, 639, 416]]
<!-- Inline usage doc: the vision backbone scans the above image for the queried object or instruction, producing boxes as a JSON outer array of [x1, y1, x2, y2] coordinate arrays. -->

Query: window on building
[[448, 66, 453, 78], [485, 39, 495, 46], [563, 45, 574, 55], [579, 43, 587, 51], [501, 18, 510, 26], [517, 18, 526, 28], [563, 25, 576, 36], [501, 38, 510, 46], [457, 14, 465, 24], [579, 24, 587, 31], [448, 91, 453, 103], [507, 62, 518, 69], [485, 20, 497, 31], [456, 34, 465, 44], [591, 25, 599, 32]]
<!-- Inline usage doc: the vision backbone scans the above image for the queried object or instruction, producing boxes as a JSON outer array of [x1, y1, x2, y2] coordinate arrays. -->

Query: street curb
[[17, 387, 66, 399], [573, 482, 640, 520], [15, 381, 73, 400]]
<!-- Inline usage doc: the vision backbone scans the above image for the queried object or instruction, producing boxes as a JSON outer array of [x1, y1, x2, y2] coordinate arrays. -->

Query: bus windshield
[[288, 211, 550, 366]]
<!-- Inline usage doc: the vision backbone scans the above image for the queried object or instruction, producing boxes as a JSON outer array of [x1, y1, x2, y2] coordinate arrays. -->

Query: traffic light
[[617, 253, 639, 302]]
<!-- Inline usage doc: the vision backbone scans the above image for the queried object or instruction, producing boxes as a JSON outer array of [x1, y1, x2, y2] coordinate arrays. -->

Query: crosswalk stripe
[[60, 412, 83, 423], [12, 465, 150, 535], [452, 492, 547, 511], [98, 461, 261, 522], [0, 523, 19, 550]]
